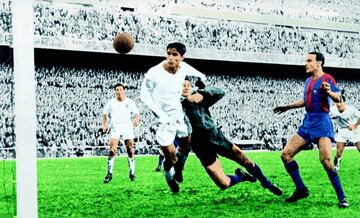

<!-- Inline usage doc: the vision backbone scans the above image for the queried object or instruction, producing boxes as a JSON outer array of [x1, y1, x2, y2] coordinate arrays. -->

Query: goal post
[[12, 0, 38, 217]]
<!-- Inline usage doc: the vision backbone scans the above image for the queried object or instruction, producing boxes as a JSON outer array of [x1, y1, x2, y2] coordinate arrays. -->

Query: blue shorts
[[297, 112, 335, 144]]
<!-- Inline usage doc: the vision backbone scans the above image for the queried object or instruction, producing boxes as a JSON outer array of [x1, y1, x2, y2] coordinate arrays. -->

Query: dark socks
[[285, 160, 306, 190], [246, 164, 271, 188], [327, 169, 346, 200], [228, 174, 243, 187], [158, 154, 164, 166]]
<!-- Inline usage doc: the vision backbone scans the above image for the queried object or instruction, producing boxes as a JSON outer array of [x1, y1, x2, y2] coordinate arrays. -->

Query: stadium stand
[[1, 62, 359, 158], [0, 0, 359, 68]]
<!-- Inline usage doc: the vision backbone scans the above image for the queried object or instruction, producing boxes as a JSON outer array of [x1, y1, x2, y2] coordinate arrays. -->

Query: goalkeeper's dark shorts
[[190, 127, 234, 167]]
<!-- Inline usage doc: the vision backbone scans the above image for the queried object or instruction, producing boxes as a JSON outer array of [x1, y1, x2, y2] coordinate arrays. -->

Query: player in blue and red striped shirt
[[274, 52, 349, 208]]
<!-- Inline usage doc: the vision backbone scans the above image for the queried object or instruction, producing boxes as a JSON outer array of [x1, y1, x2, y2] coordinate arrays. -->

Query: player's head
[[182, 77, 192, 97], [167, 42, 186, 56], [114, 83, 125, 100], [165, 42, 186, 71], [305, 52, 325, 74]]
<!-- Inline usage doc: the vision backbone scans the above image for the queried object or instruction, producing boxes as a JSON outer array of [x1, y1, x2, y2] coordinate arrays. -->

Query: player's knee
[[109, 150, 116, 157], [242, 158, 253, 168], [218, 181, 229, 191], [320, 157, 332, 170], [280, 152, 291, 164]]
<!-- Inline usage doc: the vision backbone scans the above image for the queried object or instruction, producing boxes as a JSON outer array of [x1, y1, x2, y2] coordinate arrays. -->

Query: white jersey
[[103, 98, 139, 128], [140, 60, 205, 122], [330, 105, 360, 129]]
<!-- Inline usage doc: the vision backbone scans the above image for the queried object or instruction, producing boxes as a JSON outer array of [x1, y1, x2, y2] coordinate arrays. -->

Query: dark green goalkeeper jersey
[[181, 87, 225, 132]]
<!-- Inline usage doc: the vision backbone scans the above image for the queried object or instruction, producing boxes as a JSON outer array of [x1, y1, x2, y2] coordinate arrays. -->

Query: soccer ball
[[113, 32, 134, 54]]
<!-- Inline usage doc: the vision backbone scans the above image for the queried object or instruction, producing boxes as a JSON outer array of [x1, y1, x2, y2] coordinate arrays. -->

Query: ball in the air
[[113, 32, 134, 54]]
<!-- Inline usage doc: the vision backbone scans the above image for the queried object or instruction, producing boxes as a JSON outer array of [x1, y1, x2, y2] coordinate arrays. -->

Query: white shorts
[[109, 124, 135, 141], [335, 127, 360, 143], [156, 113, 192, 146]]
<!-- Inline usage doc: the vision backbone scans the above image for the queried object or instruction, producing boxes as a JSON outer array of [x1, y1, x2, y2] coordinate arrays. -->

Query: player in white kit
[[103, 83, 140, 183], [140, 42, 205, 193], [330, 97, 360, 171]]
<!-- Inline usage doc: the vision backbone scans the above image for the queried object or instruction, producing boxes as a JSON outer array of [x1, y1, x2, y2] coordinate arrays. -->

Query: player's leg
[[161, 144, 179, 193], [355, 141, 360, 152], [104, 138, 119, 183], [193, 142, 248, 190], [318, 137, 348, 208], [125, 138, 136, 181], [156, 122, 180, 193], [334, 142, 345, 171], [174, 136, 191, 183], [156, 148, 164, 172], [281, 133, 310, 202], [204, 158, 250, 190], [225, 144, 283, 196]]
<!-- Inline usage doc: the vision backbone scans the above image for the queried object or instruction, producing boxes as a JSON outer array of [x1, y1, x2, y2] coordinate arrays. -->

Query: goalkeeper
[[181, 78, 283, 194]]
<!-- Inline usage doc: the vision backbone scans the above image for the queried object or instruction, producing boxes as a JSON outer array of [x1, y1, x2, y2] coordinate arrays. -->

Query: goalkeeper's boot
[[235, 168, 256, 183], [268, 184, 283, 196]]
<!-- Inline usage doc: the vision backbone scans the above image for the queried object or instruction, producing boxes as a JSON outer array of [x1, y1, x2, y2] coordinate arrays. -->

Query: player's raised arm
[[198, 87, 225, 107], [322, 81, 341, 103], [273, 99, 305, 114], [182, 62, 206, 81]]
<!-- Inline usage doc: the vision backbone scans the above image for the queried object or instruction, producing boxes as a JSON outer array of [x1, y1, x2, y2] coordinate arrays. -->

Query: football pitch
[[1, 150, 359, 218]]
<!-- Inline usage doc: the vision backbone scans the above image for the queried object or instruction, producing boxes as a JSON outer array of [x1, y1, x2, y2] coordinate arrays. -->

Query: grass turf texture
[[1, 150, 359, 218]]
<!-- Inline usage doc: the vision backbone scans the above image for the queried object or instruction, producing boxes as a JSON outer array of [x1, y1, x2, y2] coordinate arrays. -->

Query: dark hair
[[184, 76, 190, 81], [309, 51, 325, 67], [167, 42, 186, 56], [114, 83, 125, 90]]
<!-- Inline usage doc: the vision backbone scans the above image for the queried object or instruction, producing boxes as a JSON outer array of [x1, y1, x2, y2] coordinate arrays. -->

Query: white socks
[[108, 157, 115, 174], [128, 157, 135, 175]]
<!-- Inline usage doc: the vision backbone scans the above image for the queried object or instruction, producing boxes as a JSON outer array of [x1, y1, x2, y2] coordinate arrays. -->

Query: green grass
[[1, 150, 359, 218]]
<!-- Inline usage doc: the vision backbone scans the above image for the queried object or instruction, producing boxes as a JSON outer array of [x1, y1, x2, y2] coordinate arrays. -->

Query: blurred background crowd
[[1, 63, 359, 158]]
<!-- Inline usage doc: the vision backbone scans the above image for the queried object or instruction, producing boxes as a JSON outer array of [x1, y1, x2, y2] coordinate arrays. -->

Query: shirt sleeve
[[199, 87, 225, 107], [140, 71, 169, 122], [325, 74, 340, 93], [102, 101, 111, 116], [182, 62, 206, 81], [351, 106, 360, 119]]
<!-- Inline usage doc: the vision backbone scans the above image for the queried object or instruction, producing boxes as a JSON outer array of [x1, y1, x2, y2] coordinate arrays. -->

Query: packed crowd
[[1, 0, 359, 60], [31, 2, 360, 59], [167, 0, 360, 24], [1, 63, 359, 158], [100, 0, 360, 24]]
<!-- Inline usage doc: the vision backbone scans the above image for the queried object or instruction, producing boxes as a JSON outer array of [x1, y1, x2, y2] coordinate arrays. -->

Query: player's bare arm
[[348, 118, 360, 131], [133, 113, 141, 128], [322, 81, 341, 103], [273, 99, 305, 114], [101, 114, 108, 133]]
